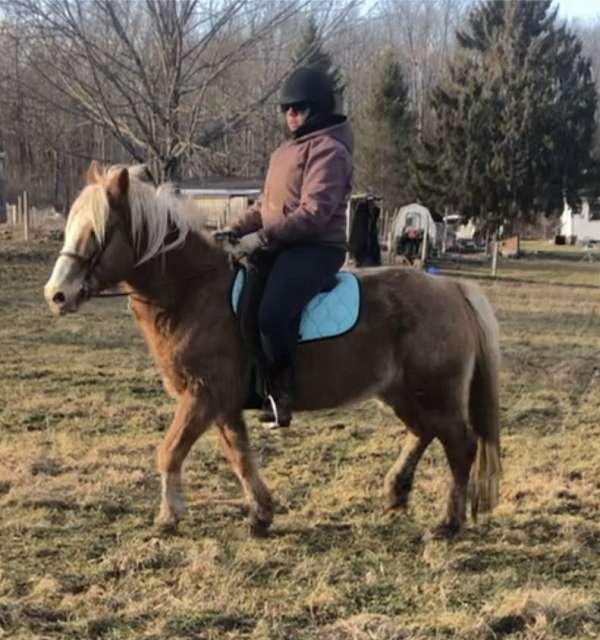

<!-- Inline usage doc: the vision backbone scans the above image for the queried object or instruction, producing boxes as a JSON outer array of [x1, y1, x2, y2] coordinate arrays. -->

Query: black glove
[[212, 228, 239, 243], [231, 231, 268, 260]]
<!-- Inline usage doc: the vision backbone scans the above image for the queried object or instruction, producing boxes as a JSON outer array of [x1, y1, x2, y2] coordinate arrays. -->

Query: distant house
[[443, 214, 478, 243], [0, 152, 6, 223], [560, 197, 600, 244], [174, 176, 262, 229]]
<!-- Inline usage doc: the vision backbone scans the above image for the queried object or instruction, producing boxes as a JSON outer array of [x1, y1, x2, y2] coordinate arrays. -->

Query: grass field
[[431, 239, 600, 288], [1, 234, 600, 639]]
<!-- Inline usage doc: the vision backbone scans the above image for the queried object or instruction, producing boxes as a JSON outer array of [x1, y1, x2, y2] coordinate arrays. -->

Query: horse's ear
[[86, 160, 103, 185], [107, 168, 130, 204]]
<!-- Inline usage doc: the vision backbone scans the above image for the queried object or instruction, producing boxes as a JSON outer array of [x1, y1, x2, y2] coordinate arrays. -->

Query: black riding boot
[[263, 365, 294, 428]]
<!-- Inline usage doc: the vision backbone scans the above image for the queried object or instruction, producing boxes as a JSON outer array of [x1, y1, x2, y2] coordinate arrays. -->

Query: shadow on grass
[[164, 611, 255, 637]]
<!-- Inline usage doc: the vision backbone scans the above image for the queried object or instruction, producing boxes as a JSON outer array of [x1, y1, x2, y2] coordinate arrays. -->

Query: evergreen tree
[[355, 49, 412, 208], [292, 14, 344, 111], [417, 0, 598, 229]]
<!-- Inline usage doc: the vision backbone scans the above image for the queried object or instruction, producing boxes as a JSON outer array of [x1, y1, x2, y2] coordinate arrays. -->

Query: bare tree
[[0, 8, 128, 207], [5, 0, 317, 180], [374, 0, 467, 136], [1, 0, 464, 205], [181, 0, 359, 177]]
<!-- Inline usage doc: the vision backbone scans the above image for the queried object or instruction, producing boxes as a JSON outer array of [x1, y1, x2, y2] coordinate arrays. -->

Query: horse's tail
[[459, 280, 502, 520]]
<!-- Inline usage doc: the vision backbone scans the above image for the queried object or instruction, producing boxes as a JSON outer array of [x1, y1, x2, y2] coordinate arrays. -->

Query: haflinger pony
[[44, 163, 501, 539]]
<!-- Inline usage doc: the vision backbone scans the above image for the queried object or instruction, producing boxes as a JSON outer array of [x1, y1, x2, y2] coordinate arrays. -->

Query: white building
[[560, 197, 600, 244], [443, 214, 477, 241]]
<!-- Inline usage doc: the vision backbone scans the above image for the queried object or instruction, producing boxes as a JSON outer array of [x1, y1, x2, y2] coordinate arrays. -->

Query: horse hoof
[[248, 519, 271, 539], [384, 499, 408, 514], [424, 522, 462, 542], [154, 513, 179, 535]]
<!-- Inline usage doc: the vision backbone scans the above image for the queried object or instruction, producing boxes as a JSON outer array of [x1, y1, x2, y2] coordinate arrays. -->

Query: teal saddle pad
[[231, 269, 361, 343]]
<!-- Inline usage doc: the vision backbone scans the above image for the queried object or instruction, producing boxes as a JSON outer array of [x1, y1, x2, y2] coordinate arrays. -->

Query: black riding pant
[[238, 244, 346, 375]]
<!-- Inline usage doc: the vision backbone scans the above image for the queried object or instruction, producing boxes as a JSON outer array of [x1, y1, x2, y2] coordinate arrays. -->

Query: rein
[[91, 269, 222, 305], [59, 248, 224, 307]]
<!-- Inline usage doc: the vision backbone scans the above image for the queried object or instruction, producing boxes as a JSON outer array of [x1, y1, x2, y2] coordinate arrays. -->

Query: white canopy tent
[[391, 203, 439, 245]]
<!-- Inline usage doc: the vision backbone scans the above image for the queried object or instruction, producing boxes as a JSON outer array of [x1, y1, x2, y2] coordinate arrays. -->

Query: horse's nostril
[[52, 292, 66, 305]]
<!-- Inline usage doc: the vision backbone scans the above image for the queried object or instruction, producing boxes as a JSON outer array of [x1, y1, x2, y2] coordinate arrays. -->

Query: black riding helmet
[[280, 66, 335, 114]]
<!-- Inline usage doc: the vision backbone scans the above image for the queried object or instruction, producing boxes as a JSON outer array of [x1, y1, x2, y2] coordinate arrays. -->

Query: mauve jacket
[[231, 118, 353, 249]]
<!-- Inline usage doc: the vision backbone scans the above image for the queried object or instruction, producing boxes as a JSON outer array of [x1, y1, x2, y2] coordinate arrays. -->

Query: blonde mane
[[66, 166, 193, 265]]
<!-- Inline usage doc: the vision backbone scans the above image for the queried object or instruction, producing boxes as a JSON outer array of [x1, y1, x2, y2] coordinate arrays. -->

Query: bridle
[[59, 249, 104, 271], [59, 238, 113, 301], [58, 235, 223, 306], [59, 218, 140, 300]]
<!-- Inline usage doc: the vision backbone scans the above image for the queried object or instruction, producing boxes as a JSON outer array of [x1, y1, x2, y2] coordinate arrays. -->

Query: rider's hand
[[230, 231, 268, 260]]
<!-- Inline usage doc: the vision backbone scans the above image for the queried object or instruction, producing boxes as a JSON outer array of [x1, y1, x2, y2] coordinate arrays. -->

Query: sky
[[557, 0, 600, 21]]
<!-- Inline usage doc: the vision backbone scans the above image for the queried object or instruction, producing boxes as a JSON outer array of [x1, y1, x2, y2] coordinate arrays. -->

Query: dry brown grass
[[1, 237, 599, 639]]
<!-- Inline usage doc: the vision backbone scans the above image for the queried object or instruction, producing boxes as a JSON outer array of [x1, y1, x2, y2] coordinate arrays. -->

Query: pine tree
[[354, 49, 412, 208], [292, 14, 344, 111], [417, 0, 598, 229]]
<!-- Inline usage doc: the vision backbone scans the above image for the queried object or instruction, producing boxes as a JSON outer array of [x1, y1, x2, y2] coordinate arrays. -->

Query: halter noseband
[[58, 250, 92, 265], [59, 242, 111, 297]]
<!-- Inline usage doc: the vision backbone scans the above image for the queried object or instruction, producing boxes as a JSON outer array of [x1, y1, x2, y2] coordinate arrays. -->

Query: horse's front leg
[[155, 392, 215, 531], [217, 416, 274, 537], [384, 431, 432, 511]]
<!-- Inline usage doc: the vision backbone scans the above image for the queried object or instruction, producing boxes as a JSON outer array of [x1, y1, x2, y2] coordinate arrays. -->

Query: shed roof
[[176, 176, 263, 196]]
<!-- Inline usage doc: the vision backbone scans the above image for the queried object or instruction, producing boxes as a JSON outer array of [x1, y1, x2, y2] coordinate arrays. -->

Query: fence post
[[387, 230, 395, 265], [421, 219, 429, 263], [382, 209, 390, 241], [491, 238, 499, 277], [23, 191, 29, 241]]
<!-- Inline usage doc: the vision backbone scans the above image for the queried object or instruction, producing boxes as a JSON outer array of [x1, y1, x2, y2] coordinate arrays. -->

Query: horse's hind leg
[[380, 393, 433, 511], [156, 393, 215, 531], [384, 430, 432, 511], [218, 417, 274, 538], [431, 424, 477, 539]]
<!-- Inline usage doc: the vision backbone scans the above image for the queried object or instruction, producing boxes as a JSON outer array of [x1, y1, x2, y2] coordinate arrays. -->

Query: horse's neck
[[126, 231, 232, 327]]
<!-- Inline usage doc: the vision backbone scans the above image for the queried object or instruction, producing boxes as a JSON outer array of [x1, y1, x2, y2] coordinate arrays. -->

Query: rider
[[228, 65, 353, 428]]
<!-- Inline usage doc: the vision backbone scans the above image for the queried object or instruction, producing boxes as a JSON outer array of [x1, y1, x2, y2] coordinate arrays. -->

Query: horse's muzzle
[[44, 282, 86, 316]]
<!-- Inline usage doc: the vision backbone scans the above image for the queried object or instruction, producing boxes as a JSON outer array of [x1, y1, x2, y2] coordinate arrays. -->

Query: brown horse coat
[[44, 164, 501, 538]]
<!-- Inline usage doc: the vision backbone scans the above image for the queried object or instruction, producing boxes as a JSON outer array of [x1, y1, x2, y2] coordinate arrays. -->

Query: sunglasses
[[280, 102, 310, 114]]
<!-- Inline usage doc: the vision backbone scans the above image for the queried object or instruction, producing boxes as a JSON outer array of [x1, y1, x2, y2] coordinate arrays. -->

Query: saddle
[[230, 268, 361, 343]]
